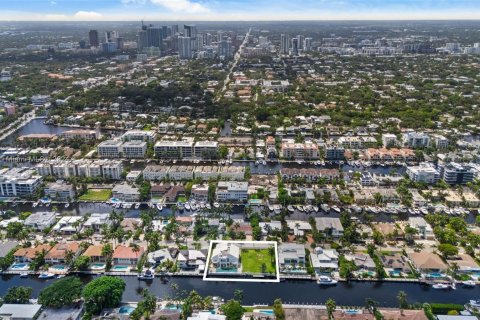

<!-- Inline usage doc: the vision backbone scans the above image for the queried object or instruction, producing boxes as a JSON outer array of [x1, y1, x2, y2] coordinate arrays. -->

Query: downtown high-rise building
[[291, 37, 299, 56], [178, 36, 193, 59], [218, 38, 233, 59], [280, 34, 289, 54], [89, 30, 99, 47], [297, 35, 305, 51], [304, 37, 313, 51]]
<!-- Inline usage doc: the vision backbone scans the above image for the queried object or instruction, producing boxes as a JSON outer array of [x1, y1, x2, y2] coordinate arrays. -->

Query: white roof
[[0, 304, 42, 319]]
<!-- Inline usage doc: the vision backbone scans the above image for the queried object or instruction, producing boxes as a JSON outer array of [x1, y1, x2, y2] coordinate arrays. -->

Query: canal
[[0, 274, 477, 306]]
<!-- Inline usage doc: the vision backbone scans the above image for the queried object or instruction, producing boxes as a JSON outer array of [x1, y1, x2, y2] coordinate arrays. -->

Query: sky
[[0, 0, 479, 21]]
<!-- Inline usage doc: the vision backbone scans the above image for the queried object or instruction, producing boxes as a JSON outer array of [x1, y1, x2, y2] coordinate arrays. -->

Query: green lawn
[[79, 189, 112, 201], [241, 249, 276, 274]]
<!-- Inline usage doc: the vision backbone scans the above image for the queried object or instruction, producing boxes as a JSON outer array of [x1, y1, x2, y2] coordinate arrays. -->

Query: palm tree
[[233, 289, 244, 303], [397, 291, 407, 314], [326, 298, 336, 320]]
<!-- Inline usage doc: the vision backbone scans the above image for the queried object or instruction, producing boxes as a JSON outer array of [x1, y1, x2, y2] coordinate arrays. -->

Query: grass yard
[[79, 189, 112, 201], [241, 249, 276, 274]]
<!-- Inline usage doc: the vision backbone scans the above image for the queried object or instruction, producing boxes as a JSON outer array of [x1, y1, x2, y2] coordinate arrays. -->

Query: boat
[[332, 206, 341, 213], [64, 203, 70, 208], [135, 203, 141, 209], [464, 280, 476, 287], [254, 161, 259, 166], [317, 276, 338, 286], [469, 300, 480, 308], [32, 202, 38, 208], [191, 203, 197, 211], [156, 203, 163, 211], [20, 273, 29, 278], [213, 202, 220, 208], [185, 203, 191, 211], [138, 270, 155, 280], [56, 274, 66, 279], [296, 205, 304, 212], [321, 204, 330, 213], [38, 273, 55, 279], [312, 205, 319, 212], [273, 205, 281, 214], [287, 205, 295, 212], [432, 283, 451, 290], [268, 205, 274, 211], [262, 160, 266, 165], [205, 203, 211, 210], [177, 202, 185, 211]]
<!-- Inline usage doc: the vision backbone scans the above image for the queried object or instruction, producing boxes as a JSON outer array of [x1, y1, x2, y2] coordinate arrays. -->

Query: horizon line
[[1, 18, 480, 22]]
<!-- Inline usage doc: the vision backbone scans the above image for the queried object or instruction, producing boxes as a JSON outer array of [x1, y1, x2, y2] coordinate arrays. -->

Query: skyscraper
[[146, 25, 163, 48], [89, 30, 99, 47], [105, 31, 119, 43], [178, 36, 192, 59], [218, 38, 233, 59], [304, 37, 313, 51], [280, 34, 289, 54], [291, 37, 299, 56], [184, 25, 197, 50], [137, 29, 147, 51], [297, 35, 305, 51]]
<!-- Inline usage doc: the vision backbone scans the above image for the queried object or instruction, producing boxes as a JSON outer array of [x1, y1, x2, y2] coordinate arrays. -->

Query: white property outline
[[203, 240, 280, 283]]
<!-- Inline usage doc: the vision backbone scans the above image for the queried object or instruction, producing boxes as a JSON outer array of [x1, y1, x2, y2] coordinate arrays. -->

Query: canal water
[[0, 274, 477, 306]]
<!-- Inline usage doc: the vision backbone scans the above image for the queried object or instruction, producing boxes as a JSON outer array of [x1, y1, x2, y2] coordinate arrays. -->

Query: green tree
[[397, 291, 408, 313], [74, 255, 91, 271], [438, 243, 459, 258], [3, 286, 32, 304], [220, 299, 244, 320], [273, 298, 285, 320], [82, 276, 126, 315], [233, 289, 244, 303], [38, 277, 83, 308], [326, 298, 336, 320]]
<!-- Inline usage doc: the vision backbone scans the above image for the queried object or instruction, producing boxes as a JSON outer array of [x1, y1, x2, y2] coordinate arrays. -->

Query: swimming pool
[[51, 265, 66, 270], [118, 306, 135, 314], [427, 273, 444, 278], [90, 263, 106, 270], [163, 305, 182, 311], [389, 270, 402, 277], [259, 310, 274, 315], [345, 310, 360, 315], [10, 263, 28, 270], [112, 265, 129, 271]]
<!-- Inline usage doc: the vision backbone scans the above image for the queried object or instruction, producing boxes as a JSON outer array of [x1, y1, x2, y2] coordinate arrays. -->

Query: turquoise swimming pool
[[119, 306, 135, 314], [10, 263, 28, 270], [427, 273, 443, 278], [216, 267, 237, 272], [90, 263, 106, 270], [163, 305, 182, 311], [112, 265, 129, 271], [260, 310, 274, 315], [51, 265, 66, 270]]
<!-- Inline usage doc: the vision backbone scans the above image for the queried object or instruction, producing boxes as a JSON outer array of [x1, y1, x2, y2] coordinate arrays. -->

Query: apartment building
[[382, 133, 398, 147], [338, 136, 377, 149], [121, 130, 156, 142], [440, 162, 475, 185], [44, 181, 75, 201], [406, 163, 440, 184], [402, 131, 430, 148], [143, 165, 170, 181], [0, 168, 42, 197], [121, 140, 147, 158], [325, 145, 345, 161], [154, 140, 194, 159], [36, 159, 123, 180], [216, 181, 248, 201], [281, 141, 319, 160], [97, 139, 123, 158], [193, 141, 218, 159]]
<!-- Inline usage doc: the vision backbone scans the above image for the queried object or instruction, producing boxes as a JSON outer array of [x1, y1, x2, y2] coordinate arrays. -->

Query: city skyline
[[0, 0, 479, 21]]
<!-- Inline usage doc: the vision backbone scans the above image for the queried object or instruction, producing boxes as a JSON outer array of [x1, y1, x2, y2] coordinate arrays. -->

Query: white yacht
[[138, 270, 155, 280], [317, 276, 338, 286]]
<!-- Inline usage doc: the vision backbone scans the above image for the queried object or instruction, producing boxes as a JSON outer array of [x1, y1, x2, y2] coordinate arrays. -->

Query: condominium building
[[382, 133, 398, 148], [431, 134, 449, 149], [143, 165, 170, 181], [121, 130, 156, 142], [281, 142, 319, 160], [112, 184, 140, 202], [97, 139, 123, 158], [121, 140, 147, 158], [402, 131, 430, 148], [44, 181, 75, 201], [406, 163, 440, 184], [338, 136, 377, 149], [0, 168, 42, 197], [216, 181, 248, 201], [154, 140, 193, 159], [36, 159, 123, 180], [193, 141, 218, 159], [325, 145, 345, 161], [440, 162, 475, 185]]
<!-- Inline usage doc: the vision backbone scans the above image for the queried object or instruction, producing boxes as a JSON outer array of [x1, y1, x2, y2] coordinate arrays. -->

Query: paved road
[[215, 28, 252, 102]]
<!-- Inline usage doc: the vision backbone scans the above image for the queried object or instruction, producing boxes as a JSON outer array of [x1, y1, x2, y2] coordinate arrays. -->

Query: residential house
[[113, 245, 145, 266], [147, 249, 173, 267], [345, 253, 376, 271], [45, 242, 81, 265], [310, 247, 339, 275], [380, 253, 411, 273], [211, 242, 240, 269], [278, 243, 306, 272], [13, 244, 51, 263], [52, 216, 83, 234], [82, 245, 105, 263], [408, 252, 448, 274], [315, 217, 344, 238], [446, 254, 480, 274], [24, 212, 56, 231], [177, 250, 206, 271], [408, 217, 435, 240], [82, 213, 111, 232], [112, 184, 140, 202]]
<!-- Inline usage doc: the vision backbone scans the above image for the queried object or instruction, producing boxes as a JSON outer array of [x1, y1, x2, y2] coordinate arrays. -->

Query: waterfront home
[[408, 217, 435, 240], [211, 242, 240, 269], [190, 184, 209, 201], [259, 221, 282, 236], [24, 212, 56, 231], [165, 185, 186, 203], [13, 244, 52, 263], [446, 254, 480, 274], [278, 243, 306, 272], [120, 218, 141, 233], [0, 304, 42, 320], [147, 249, 173, 267], [112, 184, 140, 202], [345, 253, 376, 271], [216, 181, 248, 202], [82, 245, 106, 263], [380, 253, 411, 273], [407, 251, 448, 274], [315, 217, 344, 238], [229, 223, 253, 238], [52, 216, 83, 234], [286, 220, 312, 237], [82, 213, 112, 232], [310, 247, 339, 275], [177, 249, 207, 271], [45, 241, 81, 265], [44, 181, 75, 201], [113, 245, 145, 266], [188, 311, 226, 320]]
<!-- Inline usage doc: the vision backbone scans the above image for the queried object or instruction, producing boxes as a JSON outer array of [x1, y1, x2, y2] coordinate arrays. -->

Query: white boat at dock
[[317, 276, 338, 286]]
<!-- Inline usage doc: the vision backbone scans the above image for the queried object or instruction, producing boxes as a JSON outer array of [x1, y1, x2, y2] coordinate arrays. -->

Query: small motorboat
[[20, 273, 29, 278], [185, 203, 191, 211], [64, 203, 70, 208], [213, 202, 220, 208], [134, 203, 140, 209], [138, 270, 155, 281], [287, 205, 295, 212], [38, 272, 55, 279], [432, 283, 450, 290], [156, 203, 163, 211], [464, 280, 476, 287], [317, 276, 338, 286]]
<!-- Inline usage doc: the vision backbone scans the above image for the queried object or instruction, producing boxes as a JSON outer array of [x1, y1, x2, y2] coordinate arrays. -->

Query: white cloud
[[50, 1, 57, 5], [150, 0, 209, 13], [121, 0, 147, 4], [72, 11, 103, 20]]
